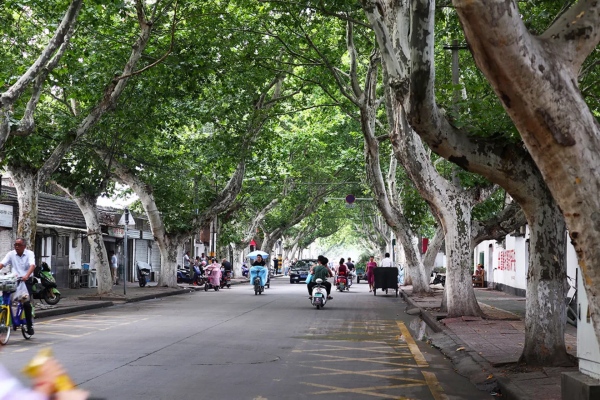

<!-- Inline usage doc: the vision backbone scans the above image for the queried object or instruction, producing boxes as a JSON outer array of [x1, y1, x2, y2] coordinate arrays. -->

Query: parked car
[[289, 259, 317, 283]]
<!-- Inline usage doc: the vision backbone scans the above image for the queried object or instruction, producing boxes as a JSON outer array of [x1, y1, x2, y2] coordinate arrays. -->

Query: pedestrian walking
[[110, 250, 118, 285], [283, 257, 290, 276], [366, 256, 378, 292], [381, 253, 393, 267], [0, 238, 36, 335]]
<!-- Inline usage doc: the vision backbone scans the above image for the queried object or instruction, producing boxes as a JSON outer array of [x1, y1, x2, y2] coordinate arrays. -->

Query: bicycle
[[0, 275, 33, 345]]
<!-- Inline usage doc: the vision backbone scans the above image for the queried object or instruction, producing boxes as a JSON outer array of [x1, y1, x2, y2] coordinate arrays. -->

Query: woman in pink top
[[366, 256, 377, 292]]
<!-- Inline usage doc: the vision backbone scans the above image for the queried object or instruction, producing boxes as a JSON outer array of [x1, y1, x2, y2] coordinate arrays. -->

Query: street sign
[[118, 212, 136, 226], [345, 203, 356, 209], [345, 194, 355, 204]]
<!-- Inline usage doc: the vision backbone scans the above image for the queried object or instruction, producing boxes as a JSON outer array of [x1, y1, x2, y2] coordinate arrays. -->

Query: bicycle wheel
[[21, 325, 31, 340], [0, 308, 11, 345]]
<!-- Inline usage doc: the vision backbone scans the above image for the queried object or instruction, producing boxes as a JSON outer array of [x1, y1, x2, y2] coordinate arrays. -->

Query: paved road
[[0, 277, 486, 399]]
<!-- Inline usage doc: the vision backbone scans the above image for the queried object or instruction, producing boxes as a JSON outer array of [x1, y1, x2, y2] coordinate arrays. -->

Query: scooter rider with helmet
[[307, 255, 334, 300]]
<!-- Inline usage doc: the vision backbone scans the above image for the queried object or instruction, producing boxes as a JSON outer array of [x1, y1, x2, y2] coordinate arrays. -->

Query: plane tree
[[1, 0, 175, 247]]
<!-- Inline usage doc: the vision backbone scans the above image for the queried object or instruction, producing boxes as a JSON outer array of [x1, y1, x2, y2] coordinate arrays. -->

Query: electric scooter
[[310, 278, 328, 309], [31, 263, 61, 305]]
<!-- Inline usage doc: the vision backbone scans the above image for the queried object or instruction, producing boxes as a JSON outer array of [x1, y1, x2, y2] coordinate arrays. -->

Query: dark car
[[289, 259, 317, 283]]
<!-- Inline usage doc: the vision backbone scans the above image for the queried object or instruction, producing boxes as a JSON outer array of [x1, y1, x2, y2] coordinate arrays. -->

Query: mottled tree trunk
[[8, 167, 38, 248], [157, 236, 179, 288], [452, 0, 600, 349], [440, 199, 481, 317], [230, 242, 245, 278], [521, 194, 571, 366], [68, 194, 113, 294]]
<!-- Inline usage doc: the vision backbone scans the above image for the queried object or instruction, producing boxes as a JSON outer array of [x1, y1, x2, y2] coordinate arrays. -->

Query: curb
[[496, 377, 529, 400], [399, 288, 499, 393], [35, 301, 114, 319], [77, 288, 193, 302]]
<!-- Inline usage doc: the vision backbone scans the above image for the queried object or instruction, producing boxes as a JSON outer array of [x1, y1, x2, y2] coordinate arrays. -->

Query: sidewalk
[[400, 285, 578, 399], [33, 278, 249, 319]]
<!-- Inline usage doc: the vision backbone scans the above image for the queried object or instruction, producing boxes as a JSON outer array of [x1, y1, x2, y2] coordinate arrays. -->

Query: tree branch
[[347, 22, 364, 98], [541, 0, 600, 73], [0, 0, 83, 105]]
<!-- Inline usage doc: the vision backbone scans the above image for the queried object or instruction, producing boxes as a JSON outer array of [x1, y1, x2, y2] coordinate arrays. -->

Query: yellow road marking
[[37, 331, 82, 338], [293, 345, 407, 354], [396, 322, 429, 367], [422, 371, 449, 400], [296, 337, 400, 343], [303, 382, 418, 399], [307, 366, 426, 383]]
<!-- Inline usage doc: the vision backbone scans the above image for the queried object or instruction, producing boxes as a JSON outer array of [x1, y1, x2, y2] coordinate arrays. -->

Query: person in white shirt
[[0, 238, 36, 335], [381, 253, 393, 267], [110, 250, 119, 285]]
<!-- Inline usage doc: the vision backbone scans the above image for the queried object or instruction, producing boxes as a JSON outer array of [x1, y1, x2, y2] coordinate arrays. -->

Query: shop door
[[51, 236, 70, 288]]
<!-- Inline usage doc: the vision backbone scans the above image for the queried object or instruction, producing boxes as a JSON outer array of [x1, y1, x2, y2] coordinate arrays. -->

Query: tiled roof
[[0, 186, 146, 230]]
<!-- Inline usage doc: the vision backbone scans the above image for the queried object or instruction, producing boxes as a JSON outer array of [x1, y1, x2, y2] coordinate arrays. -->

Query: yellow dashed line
[[422, 371, 449, 400], [396, 321, 429, 367]]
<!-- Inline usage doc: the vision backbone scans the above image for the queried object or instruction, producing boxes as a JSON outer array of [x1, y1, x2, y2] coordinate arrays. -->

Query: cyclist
[[0, 238, 36, 335]]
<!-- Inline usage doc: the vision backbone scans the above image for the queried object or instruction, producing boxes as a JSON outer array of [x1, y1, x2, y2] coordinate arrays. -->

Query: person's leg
[[307, 281, 315, 296], [24, 280, 34, 333], [324, 282, 332, 298]]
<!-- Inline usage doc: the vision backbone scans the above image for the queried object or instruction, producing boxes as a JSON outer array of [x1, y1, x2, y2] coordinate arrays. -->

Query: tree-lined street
[[2, 0, 600, 398], [1, 278, 484, 399]]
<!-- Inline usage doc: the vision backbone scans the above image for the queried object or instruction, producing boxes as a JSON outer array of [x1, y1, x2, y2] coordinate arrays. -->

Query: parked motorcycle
[[310, 278, 329, 309], [242, 263, 249, 277], [31, 263, 60, 305], [335, 275, 349, 292], [430, 271, 446, 287], [176, 265, 203, 285], [137, 262, 150, 287]]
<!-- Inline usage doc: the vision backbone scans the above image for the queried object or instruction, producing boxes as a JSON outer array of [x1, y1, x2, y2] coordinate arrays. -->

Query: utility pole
[[123, 209, 129, 296]]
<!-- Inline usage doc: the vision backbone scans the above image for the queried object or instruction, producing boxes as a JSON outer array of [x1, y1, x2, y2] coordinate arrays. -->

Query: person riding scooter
[[205, 259, 221, 289], [335, 258, 349, 291], [250, 255, 268, 293], [307, 255, 333, 300]]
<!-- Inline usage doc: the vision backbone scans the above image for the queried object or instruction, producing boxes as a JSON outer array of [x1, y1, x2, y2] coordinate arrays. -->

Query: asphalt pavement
[[0, 277, 487, 399]]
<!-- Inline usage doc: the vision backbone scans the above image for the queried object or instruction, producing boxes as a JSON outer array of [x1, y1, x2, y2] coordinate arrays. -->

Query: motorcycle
[[253, 275, 263, 295], [335, 274, 349, 292], [136, 262, 151, 287], [310, 278, 329, 309], [31, 263, 60, 305], [430, 271, 446, 287], [242, 263, 249, 277], [250, 265, 268, 295], [220, 269, 232, 289], [176, 265, 203, 285]]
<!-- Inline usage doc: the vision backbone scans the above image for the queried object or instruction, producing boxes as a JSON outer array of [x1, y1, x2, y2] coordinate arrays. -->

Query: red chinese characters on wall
[[498, 249, 516, 272]]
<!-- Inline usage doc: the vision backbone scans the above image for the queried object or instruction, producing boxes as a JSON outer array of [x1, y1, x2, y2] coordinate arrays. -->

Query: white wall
[[473, 226, 577, 294], [434, 253, 446, 268], [578, 266, 600, 379]]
